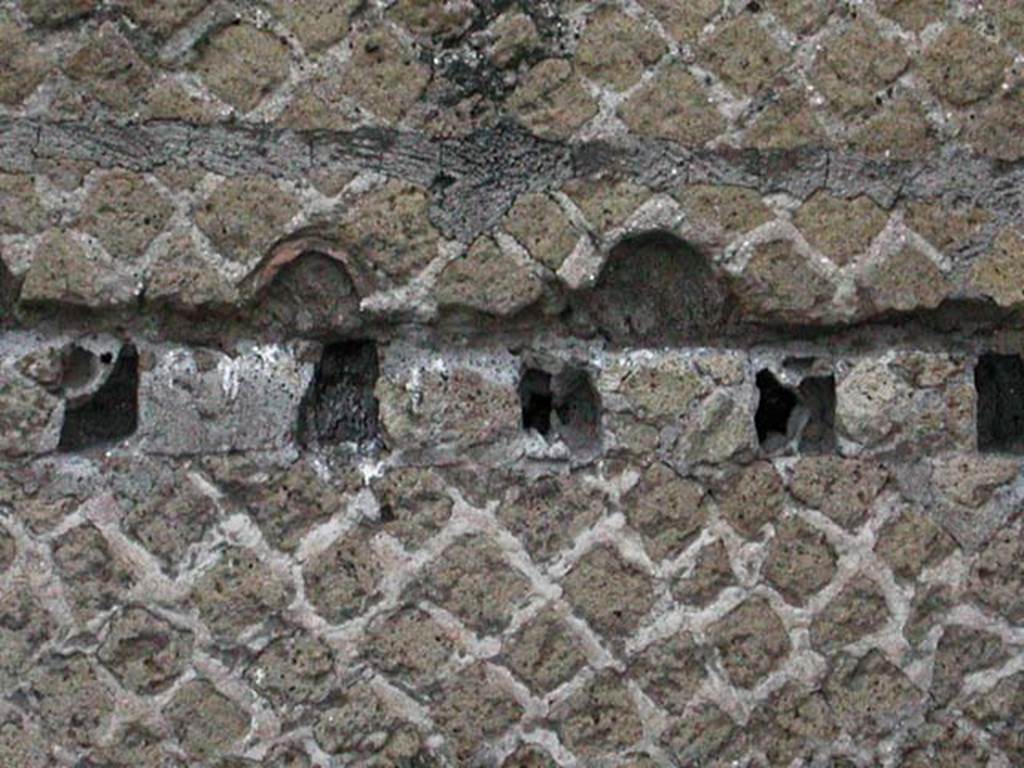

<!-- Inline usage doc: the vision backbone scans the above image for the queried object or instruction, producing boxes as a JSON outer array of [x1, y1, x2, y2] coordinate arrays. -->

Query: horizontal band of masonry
[[3, 332, 1023, 461]]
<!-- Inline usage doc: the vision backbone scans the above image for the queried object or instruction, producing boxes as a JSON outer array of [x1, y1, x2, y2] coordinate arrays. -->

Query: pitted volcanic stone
[[508, 58, 598, 140], [622, 463, 707, 562], [431, 663, 523, 762], [671, 538, 736, 607], [361, 606, 457, 693], [98, 607, 193, 695], [0, 591, 54, 692], [810, 576, 889, 653], [269, 0, 356, 52], [707, 596, 791, 688], [313, 682, 433, 760], [551, 670, 644, 758], [788, 456, 889, 530], [661, 703, 744, 766], [630, 630, 706, 714], [165, 679, 250, 761], [746, 682, 838, 766], [931, 624, 1008, 704], [371, 467, 456, 548], [193, 546, 293, 638], [562, 545, 655, 648], [194, 23, 290, 113], [921, 24, 1009, 107], [763, 516, 837, 605], [825, 651, 921, 737], [53, 524, 136, 619], [416, 534, 530, 635], [498, 473, 606, 563], [968, 516, 1024, 623], [619, 62, 725, 144], [715, 461, 785, 540], [303, 527, 382, 625], [639, 0, 718, 43], [28, 653, 114, 748], [503, 606, 588, 694], [699, 14, 788, 97], [875, 509, 957, 582], [576, 6, 666, 91]]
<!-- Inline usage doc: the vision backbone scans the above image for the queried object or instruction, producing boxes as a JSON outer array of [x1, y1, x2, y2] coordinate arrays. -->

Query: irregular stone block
[[137, 342, 312, 454]]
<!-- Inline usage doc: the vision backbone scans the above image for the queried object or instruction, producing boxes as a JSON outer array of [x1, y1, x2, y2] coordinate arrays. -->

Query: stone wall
[[1, 0, 1024, 766]]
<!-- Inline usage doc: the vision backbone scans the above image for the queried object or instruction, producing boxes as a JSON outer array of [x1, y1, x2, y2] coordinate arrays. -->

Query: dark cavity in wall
[[298, 341, 380, 449], [58, 344, 139, 452], [519, 365, 602, 452], [796, 375, 837, 454], [571, 231, 730, 344], [755, 369, 836, 454], [520, 369, 554, 435], [975, 353, 1024, 453]]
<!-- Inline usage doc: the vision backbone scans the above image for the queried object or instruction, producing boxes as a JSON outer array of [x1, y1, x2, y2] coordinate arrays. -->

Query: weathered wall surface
[[1, 0, 1024, 766]]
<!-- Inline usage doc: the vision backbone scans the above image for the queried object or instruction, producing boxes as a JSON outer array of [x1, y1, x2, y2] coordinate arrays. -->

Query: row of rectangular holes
[[51, 344, 1024, 455]]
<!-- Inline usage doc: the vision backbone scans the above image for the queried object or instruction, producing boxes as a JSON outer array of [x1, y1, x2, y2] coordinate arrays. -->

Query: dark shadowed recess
[[570, 231, 732, 344], [519, 365, 602, 453], [58, 344, 139, 452], [975, 353, 1024, 454], [755, 369, 836, 454], [297, 340, 380, 449]]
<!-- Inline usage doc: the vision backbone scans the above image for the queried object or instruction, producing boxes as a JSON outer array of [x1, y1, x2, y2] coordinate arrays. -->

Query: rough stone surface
[[788, 456, 889, 530], [551, 671, 643, 758], [28, 653, 114, 748], [98, 606, 192, 694], [2, 5, 1023, 765], [562, 545, 655, 648], [576, 7, 666, 91], [619, 62, 725, 144], [196, 177, 299, 266], [623, 463, 707, 561], [708, 596, 791, 689], [811, 20, 909, 115], [630, 630, 706, 713], [508, 59, 597, 139], [794, 193, 888, 267], [80, 171, 173, 261], [921, 24, 1009, 107], [312, 681, 432, 761], [503, 607, 587, 694], [809, 576, 889, 653], [53, 523, 136, 619], [671, 538, 735, 607], [303, 527, 382, 625], [435, 236, 544, 317], [361, 606, 455, 692], [715, 461, 785, 539], [417, 534, 530, 635], [244, 630, 334, 709], [192, 546, 293, 639], [194, 23, 291, 113], [497, 473, 605, 563], [700, 15, 787, 96], [165, 679, 250, 761], [825, 650, 921, 736], [431, 663, 523, 762], [875, 509, 957, 582]]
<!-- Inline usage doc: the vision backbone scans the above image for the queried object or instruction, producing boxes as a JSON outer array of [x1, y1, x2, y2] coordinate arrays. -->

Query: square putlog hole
[[755, 369, 836, 455], [519, 365, 601, 453], [298, 341, 380, 450], [58, 343, 139, 452], [975, 353, 1024, 453]]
